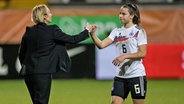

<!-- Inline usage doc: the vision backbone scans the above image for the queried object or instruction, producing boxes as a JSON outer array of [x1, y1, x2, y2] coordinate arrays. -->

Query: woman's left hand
[[112, 55, 125, 66]]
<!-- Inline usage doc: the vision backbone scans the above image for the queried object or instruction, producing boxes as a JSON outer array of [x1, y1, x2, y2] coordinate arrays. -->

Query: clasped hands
[[85, 23, 97, 35]]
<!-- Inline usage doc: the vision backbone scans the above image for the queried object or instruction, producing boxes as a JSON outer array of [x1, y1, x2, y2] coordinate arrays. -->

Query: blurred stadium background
[[0, 0, 184, 104]]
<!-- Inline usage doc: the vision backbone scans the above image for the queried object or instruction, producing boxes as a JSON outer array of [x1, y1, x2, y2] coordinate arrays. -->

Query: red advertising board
[[143, 44, 184, 78]]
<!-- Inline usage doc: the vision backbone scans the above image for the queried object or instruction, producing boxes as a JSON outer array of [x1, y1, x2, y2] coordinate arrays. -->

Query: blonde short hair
[[31, 4, 49, 24]]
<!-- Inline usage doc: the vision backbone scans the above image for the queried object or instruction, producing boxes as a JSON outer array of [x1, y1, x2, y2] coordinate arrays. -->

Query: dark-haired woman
[[90, 3, 147, 104]]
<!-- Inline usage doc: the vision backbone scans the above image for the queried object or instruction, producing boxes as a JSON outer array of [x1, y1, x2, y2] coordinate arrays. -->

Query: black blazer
[[18, 22, 89, 76]]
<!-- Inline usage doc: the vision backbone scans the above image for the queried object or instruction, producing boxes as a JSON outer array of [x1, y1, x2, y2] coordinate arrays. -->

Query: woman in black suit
[[18, 4, 92, 104]]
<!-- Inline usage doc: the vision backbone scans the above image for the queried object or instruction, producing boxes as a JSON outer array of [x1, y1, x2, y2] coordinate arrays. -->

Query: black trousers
[[24, 74, 52, 104]]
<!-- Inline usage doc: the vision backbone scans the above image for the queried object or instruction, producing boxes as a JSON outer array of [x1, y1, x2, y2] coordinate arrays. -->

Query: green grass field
[[0, 79, 183, 104]]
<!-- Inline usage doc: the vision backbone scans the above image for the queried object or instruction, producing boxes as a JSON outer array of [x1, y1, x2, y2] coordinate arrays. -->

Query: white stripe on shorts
[[139, 76, 145, 96]]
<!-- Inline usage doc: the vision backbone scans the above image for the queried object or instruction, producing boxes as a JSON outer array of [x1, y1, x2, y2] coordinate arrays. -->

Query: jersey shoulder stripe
[[135, 25, 142, 30]]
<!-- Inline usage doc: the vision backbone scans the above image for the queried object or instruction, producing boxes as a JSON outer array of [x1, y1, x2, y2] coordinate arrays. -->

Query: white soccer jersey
[[108, 25, 147, 78]]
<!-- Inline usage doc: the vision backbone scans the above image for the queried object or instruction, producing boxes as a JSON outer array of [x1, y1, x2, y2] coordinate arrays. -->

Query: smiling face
[[119, 7, 134, 27]]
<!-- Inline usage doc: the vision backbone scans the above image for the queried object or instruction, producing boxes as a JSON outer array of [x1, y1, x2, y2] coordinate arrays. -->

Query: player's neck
[[124, 22, 135, 28]]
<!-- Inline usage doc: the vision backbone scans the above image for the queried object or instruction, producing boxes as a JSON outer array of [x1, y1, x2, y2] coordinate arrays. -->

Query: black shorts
[[111, 76, 147, 99]]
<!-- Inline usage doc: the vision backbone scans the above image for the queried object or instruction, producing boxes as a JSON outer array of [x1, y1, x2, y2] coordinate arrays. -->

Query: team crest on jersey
[[129, 31, 134, 36]]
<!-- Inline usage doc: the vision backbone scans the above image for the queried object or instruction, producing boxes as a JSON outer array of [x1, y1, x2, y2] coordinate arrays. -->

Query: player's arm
[[113, 44, 147, 66], [90, 26, 113, 49], [124, 44, 147, 59], [91, 34, 113, 49]]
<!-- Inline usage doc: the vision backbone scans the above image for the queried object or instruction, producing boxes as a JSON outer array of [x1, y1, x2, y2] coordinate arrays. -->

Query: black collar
[[37, 22, 47, 26]]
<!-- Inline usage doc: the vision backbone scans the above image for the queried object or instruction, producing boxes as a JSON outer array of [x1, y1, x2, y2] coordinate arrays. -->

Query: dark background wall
[[0, 44, 95, 79]]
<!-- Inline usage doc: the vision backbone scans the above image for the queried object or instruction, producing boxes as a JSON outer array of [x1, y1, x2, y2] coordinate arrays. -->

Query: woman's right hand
[[90, 24, 97, 35]]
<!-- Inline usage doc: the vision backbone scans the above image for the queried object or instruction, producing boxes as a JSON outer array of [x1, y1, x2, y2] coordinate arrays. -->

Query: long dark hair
[[121, 3, 140, 25]]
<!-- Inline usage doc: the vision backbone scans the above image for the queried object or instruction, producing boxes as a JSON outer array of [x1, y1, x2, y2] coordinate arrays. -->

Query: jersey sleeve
[[137, 29, 147, 46], [108, 28, 117, 41]]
